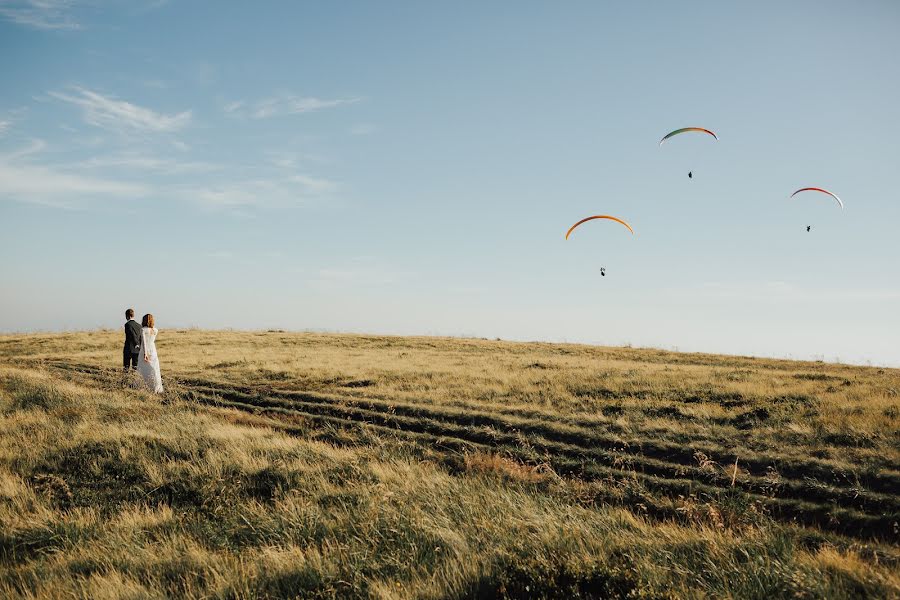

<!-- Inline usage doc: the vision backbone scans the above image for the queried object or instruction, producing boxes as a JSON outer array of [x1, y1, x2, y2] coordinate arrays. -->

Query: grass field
[[0, 329, 898, 599]]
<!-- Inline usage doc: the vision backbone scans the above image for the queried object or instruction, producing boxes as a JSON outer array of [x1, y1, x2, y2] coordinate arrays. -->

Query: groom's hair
[[126, 308, 135, 319]]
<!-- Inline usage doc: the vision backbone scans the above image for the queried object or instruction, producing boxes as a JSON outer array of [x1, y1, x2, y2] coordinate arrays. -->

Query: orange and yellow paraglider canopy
[[565, 215, 635, 240]]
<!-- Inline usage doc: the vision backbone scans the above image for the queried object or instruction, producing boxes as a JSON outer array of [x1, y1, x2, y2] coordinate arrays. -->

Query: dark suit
[[123, 319, 142, 370]]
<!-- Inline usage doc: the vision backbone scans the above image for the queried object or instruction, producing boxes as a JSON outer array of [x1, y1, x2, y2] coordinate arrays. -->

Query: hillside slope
[[1, 331, 898, 598]]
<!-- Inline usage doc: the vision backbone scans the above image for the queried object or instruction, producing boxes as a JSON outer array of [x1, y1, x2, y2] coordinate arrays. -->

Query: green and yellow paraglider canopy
[[659, 127, 718, 145]]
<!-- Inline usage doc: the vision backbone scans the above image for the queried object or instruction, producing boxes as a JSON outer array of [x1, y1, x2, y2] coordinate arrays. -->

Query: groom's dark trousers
[[124, 350, 140, 370], [123, 319, 142, 370]]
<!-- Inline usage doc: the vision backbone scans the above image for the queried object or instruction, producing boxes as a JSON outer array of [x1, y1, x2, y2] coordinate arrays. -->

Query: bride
[[138, 313, 164, 394]]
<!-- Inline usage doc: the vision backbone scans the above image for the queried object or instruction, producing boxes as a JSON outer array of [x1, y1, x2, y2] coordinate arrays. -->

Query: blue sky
[[1, 1, 898, 366]]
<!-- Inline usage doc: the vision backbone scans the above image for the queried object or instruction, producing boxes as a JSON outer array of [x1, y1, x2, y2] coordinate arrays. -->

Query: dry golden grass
[[0, 330, 898, 598]]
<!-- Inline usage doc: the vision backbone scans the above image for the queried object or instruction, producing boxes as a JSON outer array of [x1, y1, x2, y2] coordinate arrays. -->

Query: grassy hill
[[0, 330, 898, 599]]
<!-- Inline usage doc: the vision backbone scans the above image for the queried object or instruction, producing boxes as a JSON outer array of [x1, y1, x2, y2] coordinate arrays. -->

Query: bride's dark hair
[[141, 314, 155, 328]]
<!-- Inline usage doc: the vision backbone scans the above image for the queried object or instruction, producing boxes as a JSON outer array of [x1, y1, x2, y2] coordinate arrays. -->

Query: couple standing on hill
[[123, 308, 164, 394]]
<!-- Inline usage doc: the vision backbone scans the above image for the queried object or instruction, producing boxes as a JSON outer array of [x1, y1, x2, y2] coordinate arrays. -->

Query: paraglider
[[661, 129, 715, 182], [790, 187, 843, 209], [807, 225, 811, 232], [600, 267, 606, 277], [659, 127, 718, 145], [565, 215, 635, 240]]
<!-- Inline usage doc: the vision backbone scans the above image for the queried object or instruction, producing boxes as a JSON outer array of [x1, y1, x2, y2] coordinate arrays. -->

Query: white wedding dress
[[137, 326, 164, 393]]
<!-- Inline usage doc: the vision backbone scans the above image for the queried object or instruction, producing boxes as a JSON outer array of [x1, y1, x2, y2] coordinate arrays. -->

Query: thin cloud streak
[[0, 0, 80, 30], [71, 154, 221, 174], [176, 174, 339, 209], [0, 161, 148, 205], [0, 0, 171, 30], [0, 137, 337, 211], [49, 86, 191, 133], [287, 174, 337, 193], [1, 138, 47, 160], [225, 95, 360, 119], [223, 100, 244, 114]]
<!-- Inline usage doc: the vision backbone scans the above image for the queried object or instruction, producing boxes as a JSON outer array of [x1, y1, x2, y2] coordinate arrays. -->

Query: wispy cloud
[[179, 173, 339, 209], [0, 0, 80, 30], [0, 139, 148, 206], [225, 94, 360, 119], [49, 86, 191, 133], [138, 0, 170, 11], [287, 174, 337, 194], [72, 153, 220, 174], [0, 107, 29, 136], [0, 161, 148, 206], [187, 184, 260, 208], [1, 138, 47, 160], [223, 100, 244, 114], [266, 150, 330, 169], [0, 0, 170, 30]]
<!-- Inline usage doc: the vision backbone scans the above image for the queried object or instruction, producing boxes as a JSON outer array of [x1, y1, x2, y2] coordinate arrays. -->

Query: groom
[[123, 308, 142, 370]]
